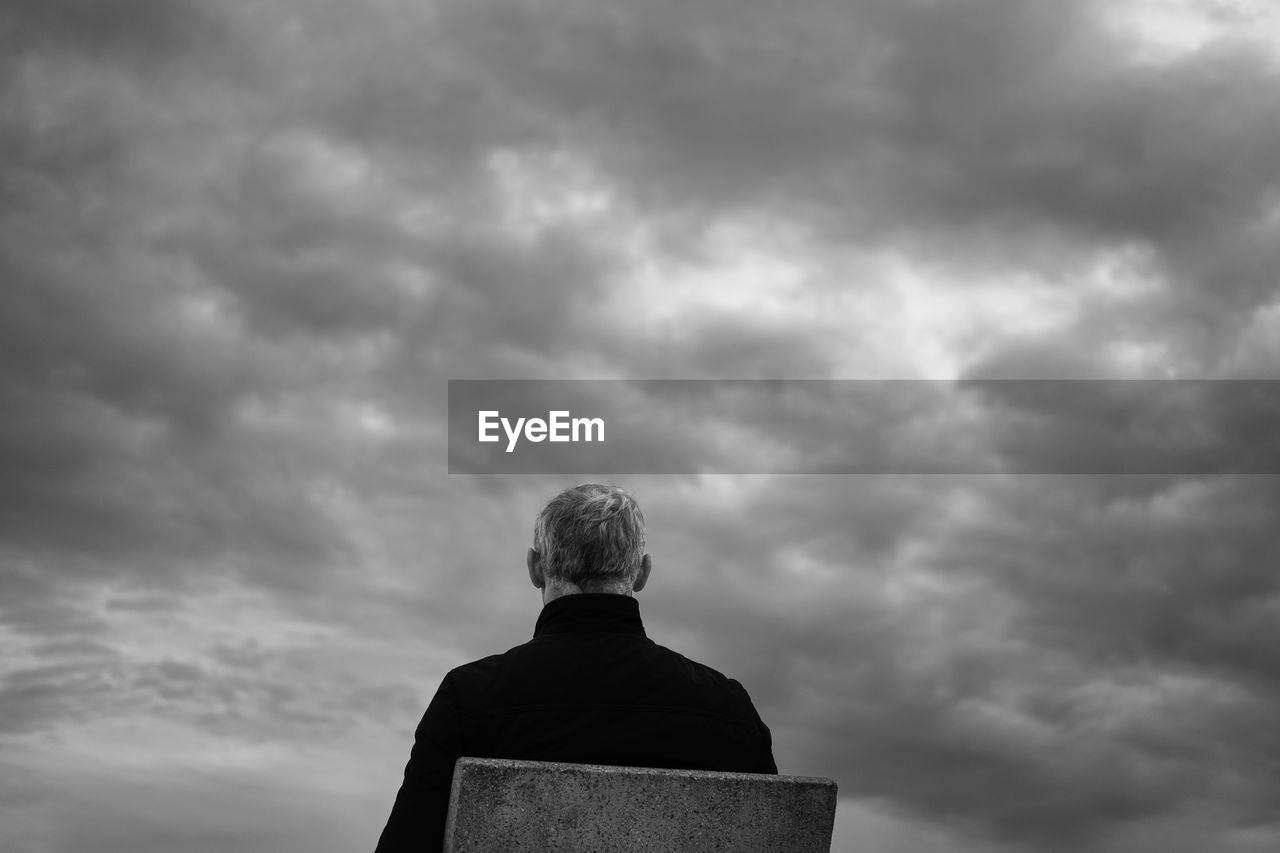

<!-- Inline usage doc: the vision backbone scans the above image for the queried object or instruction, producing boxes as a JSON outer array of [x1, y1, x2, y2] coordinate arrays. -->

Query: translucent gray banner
[[447, 380, 1280, 475]]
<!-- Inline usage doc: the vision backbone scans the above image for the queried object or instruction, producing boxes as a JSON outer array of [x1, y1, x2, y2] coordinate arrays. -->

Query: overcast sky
[[3, 1, 1280, 851]]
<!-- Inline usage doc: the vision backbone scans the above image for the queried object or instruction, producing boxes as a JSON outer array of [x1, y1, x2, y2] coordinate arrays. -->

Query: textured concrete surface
[[443, 757, 838, 852]]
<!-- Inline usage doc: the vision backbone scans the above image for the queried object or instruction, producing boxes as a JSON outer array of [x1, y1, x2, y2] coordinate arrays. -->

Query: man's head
[[528, 484, 652, 602]]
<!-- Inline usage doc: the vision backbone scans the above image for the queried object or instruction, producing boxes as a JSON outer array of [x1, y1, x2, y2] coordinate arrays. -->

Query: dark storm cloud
[[0, 0, 225, 65], [0, 657, 123, 735], [960, 475, 1280, 692], [0, 557, 106, 639], [421, 0, 1280, 245], [860, 5, 1280, 247], [603, 316, 850, 379], [0, 619, 417, 749], [403, 224, 619, 374], [930, 475, 1280, 841], [2, 9, 384, 596]]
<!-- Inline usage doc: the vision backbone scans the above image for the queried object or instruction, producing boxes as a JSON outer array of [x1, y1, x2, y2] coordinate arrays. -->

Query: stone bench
[[443, 757, 838, 852]]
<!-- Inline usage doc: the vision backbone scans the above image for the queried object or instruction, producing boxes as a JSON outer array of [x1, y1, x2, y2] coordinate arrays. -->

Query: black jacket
[[374, 593, 777, 852]]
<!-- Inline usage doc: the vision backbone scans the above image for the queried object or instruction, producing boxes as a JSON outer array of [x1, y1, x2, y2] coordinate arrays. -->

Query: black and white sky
[[2, 1, 1280, 851]]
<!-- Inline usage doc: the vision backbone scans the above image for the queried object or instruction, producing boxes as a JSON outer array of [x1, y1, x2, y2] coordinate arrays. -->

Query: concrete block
[[443, 757, 837, 852]]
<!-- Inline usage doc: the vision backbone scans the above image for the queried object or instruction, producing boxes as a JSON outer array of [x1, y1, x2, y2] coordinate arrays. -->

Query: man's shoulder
[[649, 642, 761, 705], [648, 641, 744, 685], [438, 634, 578, 693], [442, 641, 536, 684]]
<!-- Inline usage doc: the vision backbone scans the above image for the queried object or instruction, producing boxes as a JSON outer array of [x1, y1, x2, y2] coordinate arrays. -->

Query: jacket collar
[[533, 593, 647, 637]]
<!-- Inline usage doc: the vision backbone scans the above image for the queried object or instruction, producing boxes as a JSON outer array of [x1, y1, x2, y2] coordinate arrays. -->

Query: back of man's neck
[[542, 582, 634, 605]]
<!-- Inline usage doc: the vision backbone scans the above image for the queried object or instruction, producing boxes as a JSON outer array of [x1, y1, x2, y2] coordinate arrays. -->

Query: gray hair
[[532, 484, 646, 588]]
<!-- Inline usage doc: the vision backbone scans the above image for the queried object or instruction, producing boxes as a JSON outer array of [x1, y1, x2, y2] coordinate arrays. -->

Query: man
[[374, 484, 777, 852]]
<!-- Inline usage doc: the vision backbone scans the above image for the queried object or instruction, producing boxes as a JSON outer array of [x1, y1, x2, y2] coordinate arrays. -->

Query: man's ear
[[632, 553, 653, 593], [527, 548, 545, 590]]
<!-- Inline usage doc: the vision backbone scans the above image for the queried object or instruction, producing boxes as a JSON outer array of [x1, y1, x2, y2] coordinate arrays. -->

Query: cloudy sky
[[3, 0, 1280, 851]]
